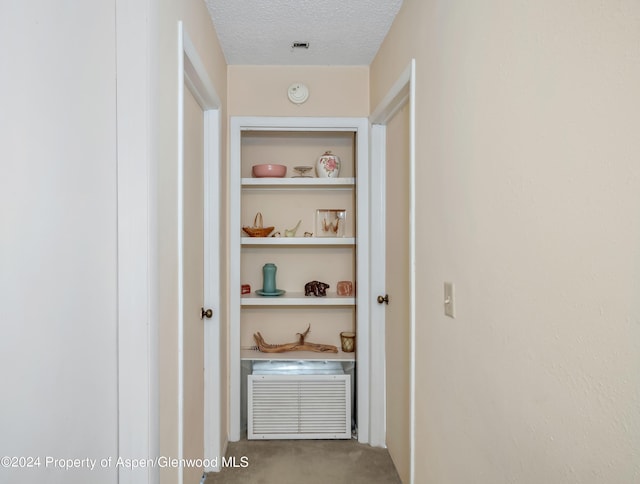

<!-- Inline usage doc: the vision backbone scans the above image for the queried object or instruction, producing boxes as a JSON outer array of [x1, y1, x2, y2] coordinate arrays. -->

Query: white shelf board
[[242, 292, 355, 306], [241, 237, 355, 246], [241, 349, 356, 362], [242, 177, 355, 188]]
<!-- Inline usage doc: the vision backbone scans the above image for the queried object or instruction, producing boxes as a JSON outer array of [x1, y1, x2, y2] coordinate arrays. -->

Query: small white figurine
[[285, 220, 302, 237]]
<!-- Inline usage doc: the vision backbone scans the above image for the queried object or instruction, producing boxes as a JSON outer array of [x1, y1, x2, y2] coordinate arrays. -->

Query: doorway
[[182, 83, 207, 484], [179, 22, 223, 478], [383, 101, 411, 483], [370, 59, 416, 484]]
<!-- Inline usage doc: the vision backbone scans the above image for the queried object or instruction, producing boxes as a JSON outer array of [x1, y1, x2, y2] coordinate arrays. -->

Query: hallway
[[204, 439, 401, 484], [5, 2, 640, 484]]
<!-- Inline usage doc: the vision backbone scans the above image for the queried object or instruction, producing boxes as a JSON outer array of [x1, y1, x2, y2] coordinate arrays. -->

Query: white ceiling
[[204, 0, 403, 65]]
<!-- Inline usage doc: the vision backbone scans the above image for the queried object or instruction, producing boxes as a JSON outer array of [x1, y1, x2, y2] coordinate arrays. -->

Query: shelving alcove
[[229, 116, 370, 442]]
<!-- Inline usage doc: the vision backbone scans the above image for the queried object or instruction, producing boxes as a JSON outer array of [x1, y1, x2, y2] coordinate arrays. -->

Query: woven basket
[[243, 212, 274, 237]]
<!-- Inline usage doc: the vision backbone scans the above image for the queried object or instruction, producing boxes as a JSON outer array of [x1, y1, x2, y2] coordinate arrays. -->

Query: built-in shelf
[[241, 292, 355, 306], [242, 177, 355, 188], [230, 116, 369, 441], [241, 349, 356, 362], [241, 237, 355, 246]]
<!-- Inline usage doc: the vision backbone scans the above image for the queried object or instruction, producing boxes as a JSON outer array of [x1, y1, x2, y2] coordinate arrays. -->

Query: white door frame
[[178, 22, 222, 474], [369, 59, 416, 483]]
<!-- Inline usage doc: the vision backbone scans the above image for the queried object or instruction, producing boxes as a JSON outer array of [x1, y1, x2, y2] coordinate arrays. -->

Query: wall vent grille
[[248, 375, 351, 439]]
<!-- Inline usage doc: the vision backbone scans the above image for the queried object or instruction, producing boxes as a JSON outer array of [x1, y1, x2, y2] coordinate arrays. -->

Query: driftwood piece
[[253, 325, 338, 354]]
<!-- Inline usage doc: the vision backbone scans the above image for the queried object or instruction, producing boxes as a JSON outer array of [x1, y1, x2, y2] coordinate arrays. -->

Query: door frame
[[369, 59, 416, 483], [178, 22, 222, 474]]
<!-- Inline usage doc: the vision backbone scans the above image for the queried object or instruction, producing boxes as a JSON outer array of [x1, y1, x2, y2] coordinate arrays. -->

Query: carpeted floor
[[204, 438, 402, 484]]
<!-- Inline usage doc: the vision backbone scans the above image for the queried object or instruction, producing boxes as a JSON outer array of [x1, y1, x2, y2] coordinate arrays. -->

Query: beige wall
[[150, 0, 227, 482], [372, 0, 640, 482], [228, 65, 369, 117]]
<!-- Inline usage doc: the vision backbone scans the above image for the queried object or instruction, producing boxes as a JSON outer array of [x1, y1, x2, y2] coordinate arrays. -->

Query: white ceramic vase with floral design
[[316, 151, 341, 178]]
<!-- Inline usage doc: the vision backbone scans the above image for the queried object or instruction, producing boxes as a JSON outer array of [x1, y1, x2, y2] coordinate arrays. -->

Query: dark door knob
[[201, 307, 213, 319], [377, 294, 389, 305]]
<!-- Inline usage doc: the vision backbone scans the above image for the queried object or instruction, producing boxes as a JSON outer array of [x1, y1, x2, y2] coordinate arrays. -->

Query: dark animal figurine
[[304, 280, 330, 297]]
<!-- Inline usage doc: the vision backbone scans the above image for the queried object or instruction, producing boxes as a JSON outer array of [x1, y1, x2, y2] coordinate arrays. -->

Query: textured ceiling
[[204, 0, 403, 65]]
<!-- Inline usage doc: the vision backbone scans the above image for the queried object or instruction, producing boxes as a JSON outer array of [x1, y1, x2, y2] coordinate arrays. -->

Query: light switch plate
[[444, 282, 455, 318]]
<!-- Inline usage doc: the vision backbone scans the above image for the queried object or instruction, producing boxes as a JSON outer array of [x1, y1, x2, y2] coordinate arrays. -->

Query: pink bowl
[[252, 164, 287, 178]]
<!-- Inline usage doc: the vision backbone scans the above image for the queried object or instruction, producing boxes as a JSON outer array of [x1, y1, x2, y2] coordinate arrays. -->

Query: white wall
[[0, 2, 119, 483], [372, 0, 640, 482], [1, 3, 228, 483]]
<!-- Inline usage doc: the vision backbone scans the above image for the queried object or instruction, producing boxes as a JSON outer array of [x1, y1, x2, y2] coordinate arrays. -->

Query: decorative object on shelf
[[241, 284, 251, 295], [255, 289, 285, 297], [316, 151, 341, 178], [340, 332, 356, 353], [243, 212, 275, 237], [304, 231, 313, 237], [253, 324, 338, 353], [262, 263, 277, 293], [284, 220, 302, 237], [252, 163, 287, 178], [256, 262, 285, 296], [315, 209, 346, 237], [336, 281, 353, 296], [304, 280, 330, 297], [293, 166, 314, 178], [287, 82, 309, 105]]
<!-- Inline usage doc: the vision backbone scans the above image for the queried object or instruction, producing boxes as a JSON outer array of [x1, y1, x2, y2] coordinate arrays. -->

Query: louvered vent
[[248, 375, 351, 439]]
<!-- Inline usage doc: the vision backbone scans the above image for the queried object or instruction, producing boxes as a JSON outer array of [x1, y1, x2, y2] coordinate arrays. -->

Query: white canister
[[316, 151, 341, 178]]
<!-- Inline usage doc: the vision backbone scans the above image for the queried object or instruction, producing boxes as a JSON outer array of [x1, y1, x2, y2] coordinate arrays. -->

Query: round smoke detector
[[287, 82, 309, 104]]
